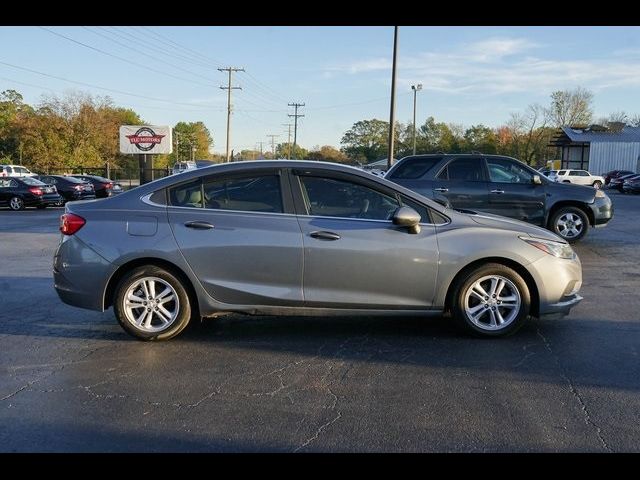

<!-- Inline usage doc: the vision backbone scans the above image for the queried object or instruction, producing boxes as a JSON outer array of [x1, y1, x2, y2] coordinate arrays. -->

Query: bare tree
[[549, 87, 594, 127]]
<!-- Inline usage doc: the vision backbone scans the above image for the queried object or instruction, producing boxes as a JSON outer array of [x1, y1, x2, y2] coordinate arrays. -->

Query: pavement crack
[[537, 329, 613, 452]]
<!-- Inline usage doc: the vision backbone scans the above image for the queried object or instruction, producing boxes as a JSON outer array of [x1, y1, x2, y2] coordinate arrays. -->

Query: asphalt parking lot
[[1, 193, 639, 452]]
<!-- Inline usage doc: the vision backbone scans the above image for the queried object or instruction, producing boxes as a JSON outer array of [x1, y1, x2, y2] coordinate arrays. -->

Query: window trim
[[166, 167, 295, 214]]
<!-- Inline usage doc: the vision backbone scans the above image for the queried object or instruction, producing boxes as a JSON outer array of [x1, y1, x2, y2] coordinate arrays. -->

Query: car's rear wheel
[[592, 180, 602, 189], [550, 206, 589, 243], [113, 266, 192, 341], [451, 263, 531, 337], [9, 196, 25, 211]]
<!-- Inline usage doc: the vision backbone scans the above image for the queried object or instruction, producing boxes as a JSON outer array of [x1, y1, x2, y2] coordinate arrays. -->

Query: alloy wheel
[[556, 212, 584, 238], [463, 275, 521, 331], [122, 276, 180, 333]]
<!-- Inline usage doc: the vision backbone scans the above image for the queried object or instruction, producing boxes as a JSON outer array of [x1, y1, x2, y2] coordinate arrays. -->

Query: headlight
[[520, 236, 575, 259], [595, 189, 607, 198]]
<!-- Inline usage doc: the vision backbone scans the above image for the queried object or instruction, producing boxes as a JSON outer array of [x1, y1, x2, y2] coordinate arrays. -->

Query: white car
[[172, 161, 197, 175], [0, 165, 37, 177], [554, 169, 604, 189]]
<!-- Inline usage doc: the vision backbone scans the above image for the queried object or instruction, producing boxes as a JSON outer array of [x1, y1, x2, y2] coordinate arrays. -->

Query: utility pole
[[218, 67, 244, 163], [288, 102, 305, 158], [282, 123, 293, 160], [258, 141, 264, 159], [267, 134, 279, 159], [387, 26, 398, 171], [411, 83, 423, 155]]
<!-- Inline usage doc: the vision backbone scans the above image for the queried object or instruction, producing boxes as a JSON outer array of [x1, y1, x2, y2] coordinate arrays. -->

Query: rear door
[[291, 169, 439, 308], [431, 156, 488, 210], [484, 156, 547, 225], [167, 168, 304, 306]]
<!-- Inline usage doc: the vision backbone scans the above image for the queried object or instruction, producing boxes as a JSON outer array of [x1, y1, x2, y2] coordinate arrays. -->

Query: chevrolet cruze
[[54, 161, 583, 341]]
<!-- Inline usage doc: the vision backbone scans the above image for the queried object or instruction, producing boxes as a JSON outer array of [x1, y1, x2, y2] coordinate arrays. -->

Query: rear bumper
[[53, 235, 113, 312]]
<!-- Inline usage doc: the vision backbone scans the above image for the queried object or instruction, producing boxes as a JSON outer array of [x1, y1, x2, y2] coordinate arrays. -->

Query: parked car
[[553, 169, 605, 188], [603, 169, 635, 186], [545, 170, 559, 181], [54, 160, 583, 341], [622, 175, 640, 194], [35, 175, 96, 204], [0, 176, 62, 210], [172, 161, 197, 175], [0, 165, 37, 177], [69, 174, 123, 198], [608, 173, 639, 193], [384, 154, 613, 242]]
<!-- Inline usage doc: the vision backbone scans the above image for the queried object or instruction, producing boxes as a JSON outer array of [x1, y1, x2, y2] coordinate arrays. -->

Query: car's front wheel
[[451, 263, 531, 337], [113, 265, 192, 341], [550, 206, 589, 242]]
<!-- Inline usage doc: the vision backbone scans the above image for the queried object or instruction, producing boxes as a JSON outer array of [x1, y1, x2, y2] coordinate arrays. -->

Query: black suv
[[385, 154, 613, 242]]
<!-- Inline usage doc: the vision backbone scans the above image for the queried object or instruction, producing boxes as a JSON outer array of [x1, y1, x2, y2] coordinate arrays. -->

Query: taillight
[[74, 185, 83, 191], [103, 182, 112, 189], [29, 187, 43, 196], [60, 213, 86, 235]]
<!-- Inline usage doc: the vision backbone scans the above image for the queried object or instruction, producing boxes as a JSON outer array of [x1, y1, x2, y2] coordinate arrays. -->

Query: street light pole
[[387, 26, 398, 171], [411, 83, 423, 155]]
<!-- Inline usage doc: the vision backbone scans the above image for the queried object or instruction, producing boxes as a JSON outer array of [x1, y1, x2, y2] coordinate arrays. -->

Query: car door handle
[[434, 187, 449, 193], [490, 189, 505, 194], [310, 231, 341, 241], [184, 221, 214, 230]]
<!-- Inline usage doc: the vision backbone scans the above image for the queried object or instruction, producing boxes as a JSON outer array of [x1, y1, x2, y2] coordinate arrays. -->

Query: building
[[549, 124, 640, 174]]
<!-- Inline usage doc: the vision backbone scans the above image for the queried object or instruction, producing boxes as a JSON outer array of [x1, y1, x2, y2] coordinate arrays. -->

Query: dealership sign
[[119, 125, 173, 154]]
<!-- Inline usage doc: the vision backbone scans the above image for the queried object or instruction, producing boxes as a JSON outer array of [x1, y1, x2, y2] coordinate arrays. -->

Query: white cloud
[[324, 36, 640, 96]]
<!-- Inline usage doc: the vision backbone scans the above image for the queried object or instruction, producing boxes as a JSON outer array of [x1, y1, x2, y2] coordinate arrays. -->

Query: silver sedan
[[53, 160, 582, 341]]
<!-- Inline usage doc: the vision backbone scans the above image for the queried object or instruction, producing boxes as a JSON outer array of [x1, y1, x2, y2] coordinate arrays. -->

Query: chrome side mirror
[[392, 206, 421, 234], [533, 174, 542, 185]]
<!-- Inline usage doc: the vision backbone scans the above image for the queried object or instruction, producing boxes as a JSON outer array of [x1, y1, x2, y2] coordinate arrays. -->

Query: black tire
[[451, 263, 531, 338], [9, 196, 25, 211], [549, 206, 589, 243], [113, 265, 192, 341]]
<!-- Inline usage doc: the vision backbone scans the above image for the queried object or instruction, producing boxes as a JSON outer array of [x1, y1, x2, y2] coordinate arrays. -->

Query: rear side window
[[169, 180, 203, 208], [203, 175, 283, 213], [389, 157, 441, 179], [438, 158, 485, 181]]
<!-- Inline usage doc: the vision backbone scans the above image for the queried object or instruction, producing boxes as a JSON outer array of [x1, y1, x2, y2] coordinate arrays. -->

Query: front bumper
[[589, 195, 614, 226], [528, 252, 583, 319]]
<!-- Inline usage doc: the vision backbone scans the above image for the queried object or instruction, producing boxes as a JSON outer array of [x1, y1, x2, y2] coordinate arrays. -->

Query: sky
[[1, 26, 640, 154]]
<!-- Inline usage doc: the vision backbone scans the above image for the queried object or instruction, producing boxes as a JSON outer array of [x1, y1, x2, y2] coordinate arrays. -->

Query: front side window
[[558, 170, 567, 176], [299, 176, 399, 220], [486, 158, 534, 184], [438, 158, 485, 181], [203, 175, 283, 213]]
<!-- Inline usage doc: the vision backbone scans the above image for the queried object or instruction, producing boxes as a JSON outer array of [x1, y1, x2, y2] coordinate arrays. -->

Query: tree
[[274, 143, 308, 160], [340, 119, 390, 162], [170, 121, 214, 165], [306, 145, 349, 163], [549, 87, 594, 127], [462, 124, 498, 154]]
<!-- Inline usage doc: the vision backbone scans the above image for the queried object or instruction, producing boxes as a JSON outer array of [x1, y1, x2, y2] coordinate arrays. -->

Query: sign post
[[119, 125, 172, 185]]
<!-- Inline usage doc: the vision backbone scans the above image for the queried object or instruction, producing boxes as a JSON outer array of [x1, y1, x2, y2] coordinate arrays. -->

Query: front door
[[431, 156, 489, 210], [167, 170, 304, 306], [484, 156, 546, 226], [292, 172, 439, 308]]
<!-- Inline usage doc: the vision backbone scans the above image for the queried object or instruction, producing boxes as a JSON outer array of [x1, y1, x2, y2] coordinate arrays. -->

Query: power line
[[219, 67, 244, 163], [266, 134, 279, 158], [0, 60, 223, 109], [81, 27, 219, 85], [282, 123, 293, 160], [38, 27, 218, 89], [288, 102, 305, 158]]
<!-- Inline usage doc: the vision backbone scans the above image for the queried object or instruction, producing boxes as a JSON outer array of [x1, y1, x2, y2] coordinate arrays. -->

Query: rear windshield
[[389, 157, 442, 179], [62, 176, 87, 183], [21, 177, 45, 186]]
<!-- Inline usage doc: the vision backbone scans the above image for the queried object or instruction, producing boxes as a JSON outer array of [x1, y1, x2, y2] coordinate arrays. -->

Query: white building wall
[[589, 142, 640, 174]]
